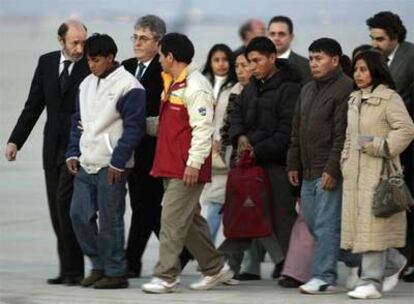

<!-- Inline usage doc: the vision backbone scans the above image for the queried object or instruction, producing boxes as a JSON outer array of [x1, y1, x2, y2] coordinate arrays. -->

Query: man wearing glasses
[[122, 15, 191, 278]]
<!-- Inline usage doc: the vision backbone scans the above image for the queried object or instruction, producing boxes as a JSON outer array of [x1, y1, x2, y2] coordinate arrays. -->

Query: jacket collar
[[99, 62, 120, 79], [314, 67, 342, 87], [350, 84, 393, 105]]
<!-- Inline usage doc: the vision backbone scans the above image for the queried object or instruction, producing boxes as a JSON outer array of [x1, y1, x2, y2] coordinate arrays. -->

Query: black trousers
[[44, 164, 84, 278], [265, 164, 297, 255], [400, 145, 414, 266], [126, 169, 193, 274]]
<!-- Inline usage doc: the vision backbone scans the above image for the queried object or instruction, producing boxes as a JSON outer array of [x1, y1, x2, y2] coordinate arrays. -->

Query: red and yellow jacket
[[150, 65, 214, 182]]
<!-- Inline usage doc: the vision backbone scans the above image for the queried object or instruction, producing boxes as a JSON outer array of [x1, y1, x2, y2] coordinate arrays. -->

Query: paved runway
[[0, 158, 413, 303]]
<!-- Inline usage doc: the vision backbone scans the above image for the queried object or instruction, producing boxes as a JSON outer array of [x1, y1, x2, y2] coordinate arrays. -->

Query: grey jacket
[[389, 41, 414, 117], [289, 51, 312, 85], [287, 68, 353, 180]]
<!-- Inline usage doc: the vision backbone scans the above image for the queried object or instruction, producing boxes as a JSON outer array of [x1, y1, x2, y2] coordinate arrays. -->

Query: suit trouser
[[126, 170, 193, 274], [153, 178, 224, 282], [44, 164, 84, 278], [126, 169, 163, 273], [400, 145, 414, 266]]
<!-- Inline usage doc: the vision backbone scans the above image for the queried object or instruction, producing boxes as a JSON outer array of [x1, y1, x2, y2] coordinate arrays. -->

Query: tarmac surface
[[1, 154, 413, 304]]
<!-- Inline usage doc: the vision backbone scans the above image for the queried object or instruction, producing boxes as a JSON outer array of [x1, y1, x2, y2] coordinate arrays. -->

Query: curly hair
[[366, 11, 407, 43]]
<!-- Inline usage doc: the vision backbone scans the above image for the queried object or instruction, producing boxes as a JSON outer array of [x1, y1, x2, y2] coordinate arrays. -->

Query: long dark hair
[[353, 50, 396, 90], [202, 43, 237, 90]]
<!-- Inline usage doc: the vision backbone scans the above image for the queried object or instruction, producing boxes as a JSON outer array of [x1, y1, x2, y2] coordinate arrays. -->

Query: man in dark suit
[[367, 11, 414, 282], [122, 15, 167, 278], [123, 15, 193, 278], [268, 15, 311, 84], [4, 20, 90, 285]]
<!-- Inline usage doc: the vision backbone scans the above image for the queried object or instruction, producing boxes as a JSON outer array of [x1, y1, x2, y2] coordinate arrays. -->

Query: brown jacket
[[341, 85, 414, 252], [287, 68, 352, 180]]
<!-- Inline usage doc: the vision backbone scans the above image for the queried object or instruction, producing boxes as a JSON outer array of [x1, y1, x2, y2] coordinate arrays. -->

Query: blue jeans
[[300, 177, 342, 285], [70, 167, 127, 277], [206, 202, 222, 243]]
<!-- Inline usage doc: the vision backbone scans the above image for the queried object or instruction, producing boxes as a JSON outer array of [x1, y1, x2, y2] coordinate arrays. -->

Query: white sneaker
[[222, 278, 240, 286], [190, 263, 234, 290], [142, 277, 180, 294], [383, 256, 407, 292], [299, 278, 337, 294], [346, 267, 360, 290], [347, 284, 382, 299]]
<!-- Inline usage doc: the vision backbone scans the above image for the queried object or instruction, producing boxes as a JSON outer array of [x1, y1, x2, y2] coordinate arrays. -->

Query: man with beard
[[367, 10, 414, 283], [4, 19, 90, 285]]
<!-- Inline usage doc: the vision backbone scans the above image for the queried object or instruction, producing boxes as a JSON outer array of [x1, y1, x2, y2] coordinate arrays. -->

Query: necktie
[[136, 62, 146, 80], [60, 60, 71, 93]]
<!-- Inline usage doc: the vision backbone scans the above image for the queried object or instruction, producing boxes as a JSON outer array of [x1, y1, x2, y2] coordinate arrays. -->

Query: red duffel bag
[[222, 150, 273, 238]]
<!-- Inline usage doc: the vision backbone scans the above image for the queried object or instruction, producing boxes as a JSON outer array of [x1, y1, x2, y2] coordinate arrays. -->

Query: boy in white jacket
[[66, 33, 146, 289]]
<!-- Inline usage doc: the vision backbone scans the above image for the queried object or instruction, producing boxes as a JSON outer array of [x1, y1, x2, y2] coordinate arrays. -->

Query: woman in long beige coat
[[341, 50, 414, 299]]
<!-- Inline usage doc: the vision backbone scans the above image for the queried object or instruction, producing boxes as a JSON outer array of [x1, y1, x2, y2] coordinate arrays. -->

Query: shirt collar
[[60, 52, 73, 64], [137, 57, 153, 68], [387, 44, 399, 66], [278, 49, 291, 59]]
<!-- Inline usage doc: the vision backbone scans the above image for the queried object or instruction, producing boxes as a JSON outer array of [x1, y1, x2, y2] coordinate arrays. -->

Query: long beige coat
[[341, 85, 414, 253]]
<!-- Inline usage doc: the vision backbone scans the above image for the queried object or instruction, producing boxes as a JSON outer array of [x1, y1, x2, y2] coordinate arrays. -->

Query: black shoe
[[234, 272, 261, 280], [403, 270, 414, 282], [81, 270, 105, 287], [278, 276, 302, 288], [272, 260, 284, 279], [93, 276, 129, 289], [64, 276, 83, 286], [47, 276, 65, 285], [125, 261, 141, 278]]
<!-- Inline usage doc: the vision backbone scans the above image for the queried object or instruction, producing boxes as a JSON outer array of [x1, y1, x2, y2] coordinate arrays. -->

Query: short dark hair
[[245, 36, 277, 57], [309, 37, 342, 57], [202, 43, 237, 89], [353, 50, 396, 90], [57, 21, 87, 40], [366, 11, 407, 43], [239, 20, 252, 40], [85, 33, 118, 58], [159, 33, 194, 64], [268, 15, 293, 34], [352, 44, 372, 61], [340, 55, 352, 78], [234, 48, 246, 60]]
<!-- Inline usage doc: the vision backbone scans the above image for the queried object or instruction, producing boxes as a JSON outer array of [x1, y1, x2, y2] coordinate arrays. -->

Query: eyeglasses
[[130, 35, 156, 43]]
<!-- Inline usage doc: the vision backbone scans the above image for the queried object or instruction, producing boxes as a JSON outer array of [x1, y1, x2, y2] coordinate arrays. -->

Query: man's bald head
[[57, 19, 88, 61]]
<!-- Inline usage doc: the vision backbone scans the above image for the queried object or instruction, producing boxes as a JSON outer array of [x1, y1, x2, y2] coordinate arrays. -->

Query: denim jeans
[[70, 167, 127, 277], [206, 202, 222, 243], [300, 177, 342, 285]]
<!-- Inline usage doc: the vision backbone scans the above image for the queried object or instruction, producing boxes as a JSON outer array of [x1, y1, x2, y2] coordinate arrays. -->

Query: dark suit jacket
[[122, 55, 163, 173], [390, 41, 414, 194], [389, 41, 414, 118], [8, 51, 90, 169], [288, 51, 312, 85]]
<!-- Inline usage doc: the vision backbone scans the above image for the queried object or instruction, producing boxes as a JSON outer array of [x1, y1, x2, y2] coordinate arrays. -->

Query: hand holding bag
[[372, 159, 413, 218], [222, 150, 273, 238]]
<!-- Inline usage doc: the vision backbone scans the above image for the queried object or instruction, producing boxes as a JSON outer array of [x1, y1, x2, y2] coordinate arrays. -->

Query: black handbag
[[372, 159, 413, 218]]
